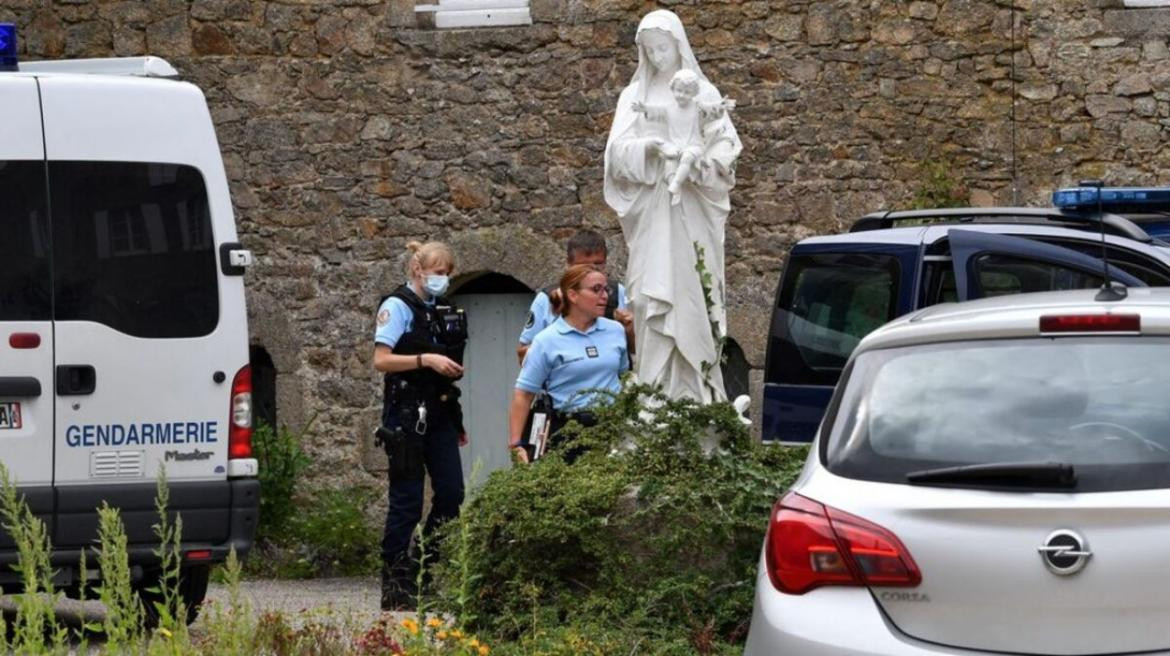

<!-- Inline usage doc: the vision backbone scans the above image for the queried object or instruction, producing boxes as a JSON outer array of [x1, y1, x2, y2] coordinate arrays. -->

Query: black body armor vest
[[381, 285, 468, 413]]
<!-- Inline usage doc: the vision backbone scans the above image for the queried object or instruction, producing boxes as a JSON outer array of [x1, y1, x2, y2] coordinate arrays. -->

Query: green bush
[[245, 418, 380, 579], [246, 485, 382, 580], [431, 384, 807, 654], [251, 419, 313, 541]]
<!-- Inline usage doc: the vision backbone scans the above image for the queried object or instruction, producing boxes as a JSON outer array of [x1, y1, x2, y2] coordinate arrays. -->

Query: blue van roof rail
[[850, 207, 1155, 243]]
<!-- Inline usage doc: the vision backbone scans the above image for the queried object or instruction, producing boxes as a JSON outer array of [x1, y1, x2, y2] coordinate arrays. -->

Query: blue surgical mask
[[424, 274, 450, 298]]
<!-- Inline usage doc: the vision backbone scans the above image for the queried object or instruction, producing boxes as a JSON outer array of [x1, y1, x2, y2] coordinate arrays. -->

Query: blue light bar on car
[[0, 24, 17, 72], [1053, 186, 1170, 210]]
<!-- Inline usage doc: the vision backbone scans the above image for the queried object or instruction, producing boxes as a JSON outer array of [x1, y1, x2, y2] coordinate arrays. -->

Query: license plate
[[0, 403, 22, 430]]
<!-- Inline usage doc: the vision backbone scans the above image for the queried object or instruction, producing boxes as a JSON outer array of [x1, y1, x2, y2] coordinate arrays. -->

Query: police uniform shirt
[[518, 283, 629, 346], [374, 287, 435, 348], [515, 316, 629, 412]]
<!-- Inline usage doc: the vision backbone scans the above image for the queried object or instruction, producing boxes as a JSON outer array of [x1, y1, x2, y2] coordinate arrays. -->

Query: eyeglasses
[[579, 284, 609, 295]]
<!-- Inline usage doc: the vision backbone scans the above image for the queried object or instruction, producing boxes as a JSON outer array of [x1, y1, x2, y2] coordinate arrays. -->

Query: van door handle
[[0, 377, 42, 398], [56, 365, 96, 396]]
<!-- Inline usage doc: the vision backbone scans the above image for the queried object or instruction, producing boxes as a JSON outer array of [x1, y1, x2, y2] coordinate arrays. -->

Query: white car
[[746, 286, 1170, 655]]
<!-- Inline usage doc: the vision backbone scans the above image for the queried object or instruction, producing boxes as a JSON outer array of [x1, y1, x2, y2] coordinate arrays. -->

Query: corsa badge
[[524, 312, 534, 329], [377, 309, 390, 326]]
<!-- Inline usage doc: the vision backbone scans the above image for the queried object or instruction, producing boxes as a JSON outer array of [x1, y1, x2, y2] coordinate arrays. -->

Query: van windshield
[[824, 337, 1170, 492]]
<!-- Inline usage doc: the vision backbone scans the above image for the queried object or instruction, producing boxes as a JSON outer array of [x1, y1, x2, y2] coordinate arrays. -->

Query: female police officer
[[508, 264, 629, 463], [372, 240, 468, 610]]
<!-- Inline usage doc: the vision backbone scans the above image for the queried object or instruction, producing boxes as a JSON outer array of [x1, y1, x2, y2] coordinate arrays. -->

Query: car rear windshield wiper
[[906, 462, 1077, 488]]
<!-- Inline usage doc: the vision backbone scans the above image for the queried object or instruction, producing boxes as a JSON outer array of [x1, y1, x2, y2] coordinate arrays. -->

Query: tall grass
[[96, 501, 143, 649], [0, 463, 66, 653], [0, 463, 196, 654], [194, 548, 253, 655], [0, 462, 495, 655]]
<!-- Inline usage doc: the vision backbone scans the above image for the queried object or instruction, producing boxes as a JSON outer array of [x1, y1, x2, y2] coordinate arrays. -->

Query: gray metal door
[[453, 292, 532, 482]]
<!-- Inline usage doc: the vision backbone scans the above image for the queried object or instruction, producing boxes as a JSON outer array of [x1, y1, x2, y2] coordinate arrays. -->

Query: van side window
[[50, 162, 219, 338], [0, 161, 51, 321], [974, 254, 1101, 296], [1037, 238, 1170, 286], [769, 253, 899, 386]]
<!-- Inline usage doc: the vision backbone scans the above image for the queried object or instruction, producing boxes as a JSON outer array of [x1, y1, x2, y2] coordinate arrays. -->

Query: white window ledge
[[1124, 0, 1170, 7], [415, 0, 532, 29]]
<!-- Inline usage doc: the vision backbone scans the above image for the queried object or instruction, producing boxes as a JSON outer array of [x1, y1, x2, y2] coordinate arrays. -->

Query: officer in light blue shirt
[[517, 316, 629, 412], [374, 293, 425, 348], [517, 230, 634, 363], [509, 265, 629, 463], [371, 240, 467, 612]]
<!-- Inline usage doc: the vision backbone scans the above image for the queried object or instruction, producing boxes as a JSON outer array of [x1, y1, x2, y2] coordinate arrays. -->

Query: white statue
[[604, 9, 742, 403]]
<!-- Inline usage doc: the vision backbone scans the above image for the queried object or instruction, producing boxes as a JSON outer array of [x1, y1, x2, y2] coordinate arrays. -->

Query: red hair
[[551, 264, 604, 317]]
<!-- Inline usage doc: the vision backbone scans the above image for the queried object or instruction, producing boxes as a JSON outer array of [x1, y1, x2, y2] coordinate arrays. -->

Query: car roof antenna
[[1081, 178, 1127, 302]]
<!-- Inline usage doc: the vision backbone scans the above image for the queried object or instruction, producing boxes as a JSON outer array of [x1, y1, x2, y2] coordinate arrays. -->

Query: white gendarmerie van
[[0, 49, 258, 622]]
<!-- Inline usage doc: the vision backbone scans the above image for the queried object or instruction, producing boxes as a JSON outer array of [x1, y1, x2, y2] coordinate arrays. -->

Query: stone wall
[[6, 0, 1170, 487]]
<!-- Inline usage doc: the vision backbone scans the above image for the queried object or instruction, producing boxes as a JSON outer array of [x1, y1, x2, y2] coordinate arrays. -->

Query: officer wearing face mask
[[372, 240, 469, 611]]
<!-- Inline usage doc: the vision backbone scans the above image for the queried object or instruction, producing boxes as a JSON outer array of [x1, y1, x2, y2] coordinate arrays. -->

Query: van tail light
[[1039, 313, 1140, 333], [229, 365, 252, 459], [765, 492, 921, 595]]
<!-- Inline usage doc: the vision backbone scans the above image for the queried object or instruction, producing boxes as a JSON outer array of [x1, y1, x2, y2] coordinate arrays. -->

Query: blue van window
[[975, 254, 1101, 296], [767, 253, 900, 387], [1038, 238, 1170, 286], [0, 161, 51, 321], [50, 162, 218, 338]]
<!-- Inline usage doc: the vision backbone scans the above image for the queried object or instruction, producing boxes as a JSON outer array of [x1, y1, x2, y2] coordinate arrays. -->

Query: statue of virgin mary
[[604, 9, 742, 403]]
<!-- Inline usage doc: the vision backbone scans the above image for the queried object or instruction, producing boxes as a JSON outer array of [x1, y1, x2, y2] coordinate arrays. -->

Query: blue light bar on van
[[0, 24, 17, 72], [1053, 186, 1170, 210]]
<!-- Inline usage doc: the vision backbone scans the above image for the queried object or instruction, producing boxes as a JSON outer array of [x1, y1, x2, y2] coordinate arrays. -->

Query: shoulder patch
[[524, 312, 535, 329], [377, 308, 390, 326]]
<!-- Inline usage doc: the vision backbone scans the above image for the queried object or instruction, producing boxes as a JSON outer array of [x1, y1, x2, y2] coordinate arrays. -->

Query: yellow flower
[[437, 631, 449, 640], [478, 645, 491, 656], [401, 618, 419, 635], [426, 617, 443, 629], [451, 629, 464, 639], [468, 638, 480, 649]]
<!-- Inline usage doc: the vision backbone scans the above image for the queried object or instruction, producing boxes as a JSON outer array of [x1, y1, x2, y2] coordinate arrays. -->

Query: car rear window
[[823, 337, 1170, 492], [50, 162, 218, 338]]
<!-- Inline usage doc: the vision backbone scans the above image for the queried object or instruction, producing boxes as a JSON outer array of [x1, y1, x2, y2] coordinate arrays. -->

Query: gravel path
[[199, 576, 394, 632], [0, 576, 405, 650]]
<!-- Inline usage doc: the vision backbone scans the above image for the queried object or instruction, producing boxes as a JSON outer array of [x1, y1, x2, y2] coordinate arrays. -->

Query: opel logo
[[1037, 529, 1091, 576]]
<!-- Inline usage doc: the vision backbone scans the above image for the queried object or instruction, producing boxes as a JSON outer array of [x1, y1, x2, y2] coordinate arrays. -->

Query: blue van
[[762, 190, 1170, 443]]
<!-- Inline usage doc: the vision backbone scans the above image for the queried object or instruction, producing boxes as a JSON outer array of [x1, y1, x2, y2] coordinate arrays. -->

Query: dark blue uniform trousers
[[381, 414, 465, 563]]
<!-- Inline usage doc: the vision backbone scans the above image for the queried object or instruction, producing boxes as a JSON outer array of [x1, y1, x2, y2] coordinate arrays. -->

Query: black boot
[[380, 557, 414, 611]]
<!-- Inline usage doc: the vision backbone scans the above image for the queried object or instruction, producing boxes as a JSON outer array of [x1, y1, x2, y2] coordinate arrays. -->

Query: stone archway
[[450, 270, 535, 480], [250, 345, 278, 431], [448, 225, 566, 291], [246, 290, 308, 433]]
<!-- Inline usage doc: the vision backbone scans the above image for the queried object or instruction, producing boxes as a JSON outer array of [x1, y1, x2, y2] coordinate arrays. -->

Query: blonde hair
[[403, 240, 456, 276]]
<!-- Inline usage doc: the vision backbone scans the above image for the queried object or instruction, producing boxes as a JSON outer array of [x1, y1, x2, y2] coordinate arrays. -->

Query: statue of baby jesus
[[631, 68, 736, 206]]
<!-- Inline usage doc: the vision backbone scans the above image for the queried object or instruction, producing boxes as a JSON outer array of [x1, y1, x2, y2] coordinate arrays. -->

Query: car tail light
[[229, 365, 252, 459], [8, 333, 40, 349], [1039, 313, 1140, 333], [185, 549, 212, 562], [765, 492, 921, 595]]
